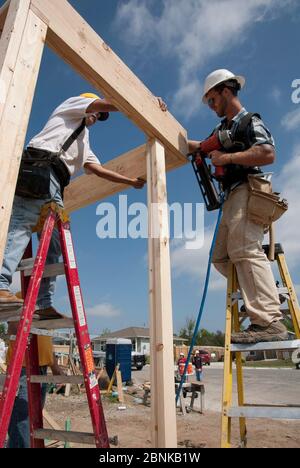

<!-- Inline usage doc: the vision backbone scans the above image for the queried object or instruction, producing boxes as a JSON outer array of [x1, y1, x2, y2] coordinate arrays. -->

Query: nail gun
[[188, 129, 244, 211]]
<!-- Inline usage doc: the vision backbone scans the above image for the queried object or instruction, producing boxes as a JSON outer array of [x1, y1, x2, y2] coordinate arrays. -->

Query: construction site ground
[[43, 363, 300, 449]]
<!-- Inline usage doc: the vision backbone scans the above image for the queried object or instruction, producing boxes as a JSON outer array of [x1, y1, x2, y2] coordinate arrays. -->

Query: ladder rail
[[22, 240, 45, 449], [0, 204, 110, 449], [0, 210, 56, 448], [277, 253, 300, 338], [232, 267, 247, 447], [221, 264, 234, 448], [57, 217, 109, 448], [222, 252, 300, 448]]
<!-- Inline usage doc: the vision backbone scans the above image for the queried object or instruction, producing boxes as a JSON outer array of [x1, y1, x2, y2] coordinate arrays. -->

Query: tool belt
[[16, 147, 70, 199], [247, 174, 288, 226]]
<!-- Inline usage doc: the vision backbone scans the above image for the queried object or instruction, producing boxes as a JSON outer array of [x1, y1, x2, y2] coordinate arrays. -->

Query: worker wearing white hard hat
[[187, 69, 287, 345], [202, 69, 245, 104]]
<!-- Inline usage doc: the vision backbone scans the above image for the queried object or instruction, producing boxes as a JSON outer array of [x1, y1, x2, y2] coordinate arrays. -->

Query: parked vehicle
[[131, 352, 146, 370], [92, 349, 146, 370], [198, 349, 211, 366]]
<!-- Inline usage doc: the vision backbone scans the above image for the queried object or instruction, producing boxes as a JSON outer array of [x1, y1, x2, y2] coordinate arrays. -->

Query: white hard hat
[[195, 349, 199, 353], [202, 69, 245, 103], [180, 352, 184, 356]]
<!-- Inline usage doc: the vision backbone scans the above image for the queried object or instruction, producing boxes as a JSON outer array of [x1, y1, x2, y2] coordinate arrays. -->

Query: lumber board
[[30, 0, 188, 162], [116, 369, 124, 404], [0, 8, 47, 269], [34, 428, 95, 445], [147, 139, 177, 448], [43, 409, 62, 431], [0, 0, 31, 122], [64, 144, 188, 212], [31, 375, 83, 384]]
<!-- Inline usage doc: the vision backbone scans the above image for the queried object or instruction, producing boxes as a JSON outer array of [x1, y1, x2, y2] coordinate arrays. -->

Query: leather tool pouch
[[247, 174, 288, 226], [15, 149, 52, 199]]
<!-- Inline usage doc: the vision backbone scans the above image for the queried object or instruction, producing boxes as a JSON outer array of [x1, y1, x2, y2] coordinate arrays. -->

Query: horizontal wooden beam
[[64, 144, 188, 213], [31, 375, 83, 384], [30, 0, 188, 163]]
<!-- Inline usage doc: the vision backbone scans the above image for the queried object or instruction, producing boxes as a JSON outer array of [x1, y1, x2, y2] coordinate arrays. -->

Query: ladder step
[[30, 375, 83, 385], [0, 307, 23, 323], [227, 406, 300, 419], [33, 429, 118, 446], [31, 318, 74, 331], [231, 339, 300, 353], [18, 259, 65, 279]]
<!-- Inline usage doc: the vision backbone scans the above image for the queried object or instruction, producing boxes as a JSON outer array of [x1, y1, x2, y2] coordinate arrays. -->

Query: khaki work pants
[[212, 183, 282, 327]]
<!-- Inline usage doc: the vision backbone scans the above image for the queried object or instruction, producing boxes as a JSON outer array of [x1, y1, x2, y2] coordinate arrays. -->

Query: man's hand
[[132, 177, 146, 189], [209, 150, 231, 166], [157, 97, 167, 112]]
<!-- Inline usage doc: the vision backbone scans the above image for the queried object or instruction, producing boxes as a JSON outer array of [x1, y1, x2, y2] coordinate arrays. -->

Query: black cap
[[98, 112, 110, 121]]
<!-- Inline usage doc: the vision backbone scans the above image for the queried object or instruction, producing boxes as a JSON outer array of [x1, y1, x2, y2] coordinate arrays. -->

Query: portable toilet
[[106, 338, 132, 383]]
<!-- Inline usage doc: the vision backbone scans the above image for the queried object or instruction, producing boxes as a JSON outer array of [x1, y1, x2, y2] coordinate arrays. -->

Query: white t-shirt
[[29, 97, 101, 176]]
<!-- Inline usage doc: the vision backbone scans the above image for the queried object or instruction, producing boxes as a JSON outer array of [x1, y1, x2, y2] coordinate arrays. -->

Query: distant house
[[92, 327, 188, 355]]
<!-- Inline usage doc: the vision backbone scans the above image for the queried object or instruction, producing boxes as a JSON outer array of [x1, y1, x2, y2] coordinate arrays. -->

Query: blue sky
[[6, 0, 300, 335]]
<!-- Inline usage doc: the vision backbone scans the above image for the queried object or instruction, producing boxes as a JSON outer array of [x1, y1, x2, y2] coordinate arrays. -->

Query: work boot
[[231, 321, 288, 344], [35, 306, 64, 320], [0, 290, 24, 306]]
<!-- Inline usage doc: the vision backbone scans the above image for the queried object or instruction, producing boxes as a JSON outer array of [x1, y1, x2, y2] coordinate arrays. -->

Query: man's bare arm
[[84, 163, 145, 189], [209, 144, 275, 167]]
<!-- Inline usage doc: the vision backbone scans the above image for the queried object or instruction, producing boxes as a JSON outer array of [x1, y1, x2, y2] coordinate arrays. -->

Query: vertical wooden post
[[0, 0, 31, 121], [147, 138, 177, 448], [0, 6, 47, 269]]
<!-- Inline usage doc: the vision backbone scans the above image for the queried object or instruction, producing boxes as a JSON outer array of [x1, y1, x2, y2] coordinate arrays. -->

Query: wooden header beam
[[30, 0, 188, 164], [64, 144, 187, 213]]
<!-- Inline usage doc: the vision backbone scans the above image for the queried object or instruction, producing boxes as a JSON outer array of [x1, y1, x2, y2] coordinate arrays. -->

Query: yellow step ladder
[[221, 243, 300, 448]]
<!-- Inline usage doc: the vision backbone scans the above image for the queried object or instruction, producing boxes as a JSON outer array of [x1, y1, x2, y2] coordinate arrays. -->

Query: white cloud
[[270, 86, 282, 104], [281, 108, 300, 131], [115, 0, 297, 118], [170, 227, 226, 291], [86, 302, 121, 318]]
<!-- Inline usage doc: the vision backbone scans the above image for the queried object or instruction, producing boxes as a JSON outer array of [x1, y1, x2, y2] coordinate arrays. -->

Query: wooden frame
[[0, 0, 189, 448]]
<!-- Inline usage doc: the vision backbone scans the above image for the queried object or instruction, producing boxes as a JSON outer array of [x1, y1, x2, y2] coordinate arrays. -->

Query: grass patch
[[243, 360, 295, 368]]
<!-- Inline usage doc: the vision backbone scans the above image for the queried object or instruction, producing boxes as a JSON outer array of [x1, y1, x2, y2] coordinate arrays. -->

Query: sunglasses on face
[[207, 85, 226, 108], [207, 96, 216, 108]]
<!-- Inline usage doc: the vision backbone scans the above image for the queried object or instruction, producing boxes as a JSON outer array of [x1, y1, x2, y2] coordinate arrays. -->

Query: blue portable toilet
[[106, 338, 132, 383]]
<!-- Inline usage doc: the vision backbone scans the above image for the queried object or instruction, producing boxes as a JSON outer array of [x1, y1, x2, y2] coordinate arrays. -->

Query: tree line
[[178, 318, 225, 347]]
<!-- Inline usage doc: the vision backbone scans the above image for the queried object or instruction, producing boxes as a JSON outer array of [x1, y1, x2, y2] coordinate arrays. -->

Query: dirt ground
[[45, 388, 300, 449]]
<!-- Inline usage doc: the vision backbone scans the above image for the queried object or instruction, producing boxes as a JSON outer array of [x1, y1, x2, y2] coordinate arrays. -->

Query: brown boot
[[0, 290, 24, 305], [35, 306, 64, 321], [231, 321, 289, 344]]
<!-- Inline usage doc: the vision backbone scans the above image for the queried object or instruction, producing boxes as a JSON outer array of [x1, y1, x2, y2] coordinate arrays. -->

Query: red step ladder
[[0, 203, 110, 448]]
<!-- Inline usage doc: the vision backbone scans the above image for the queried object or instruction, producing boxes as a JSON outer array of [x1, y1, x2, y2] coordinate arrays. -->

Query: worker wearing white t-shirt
[[0, 93, 167, 319]]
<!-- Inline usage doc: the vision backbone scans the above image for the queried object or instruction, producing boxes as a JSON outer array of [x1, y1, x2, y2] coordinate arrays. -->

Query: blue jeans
[[7, 366, 48, 448], [0, 170, 63, 309], [196, 369, 202, 381]]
